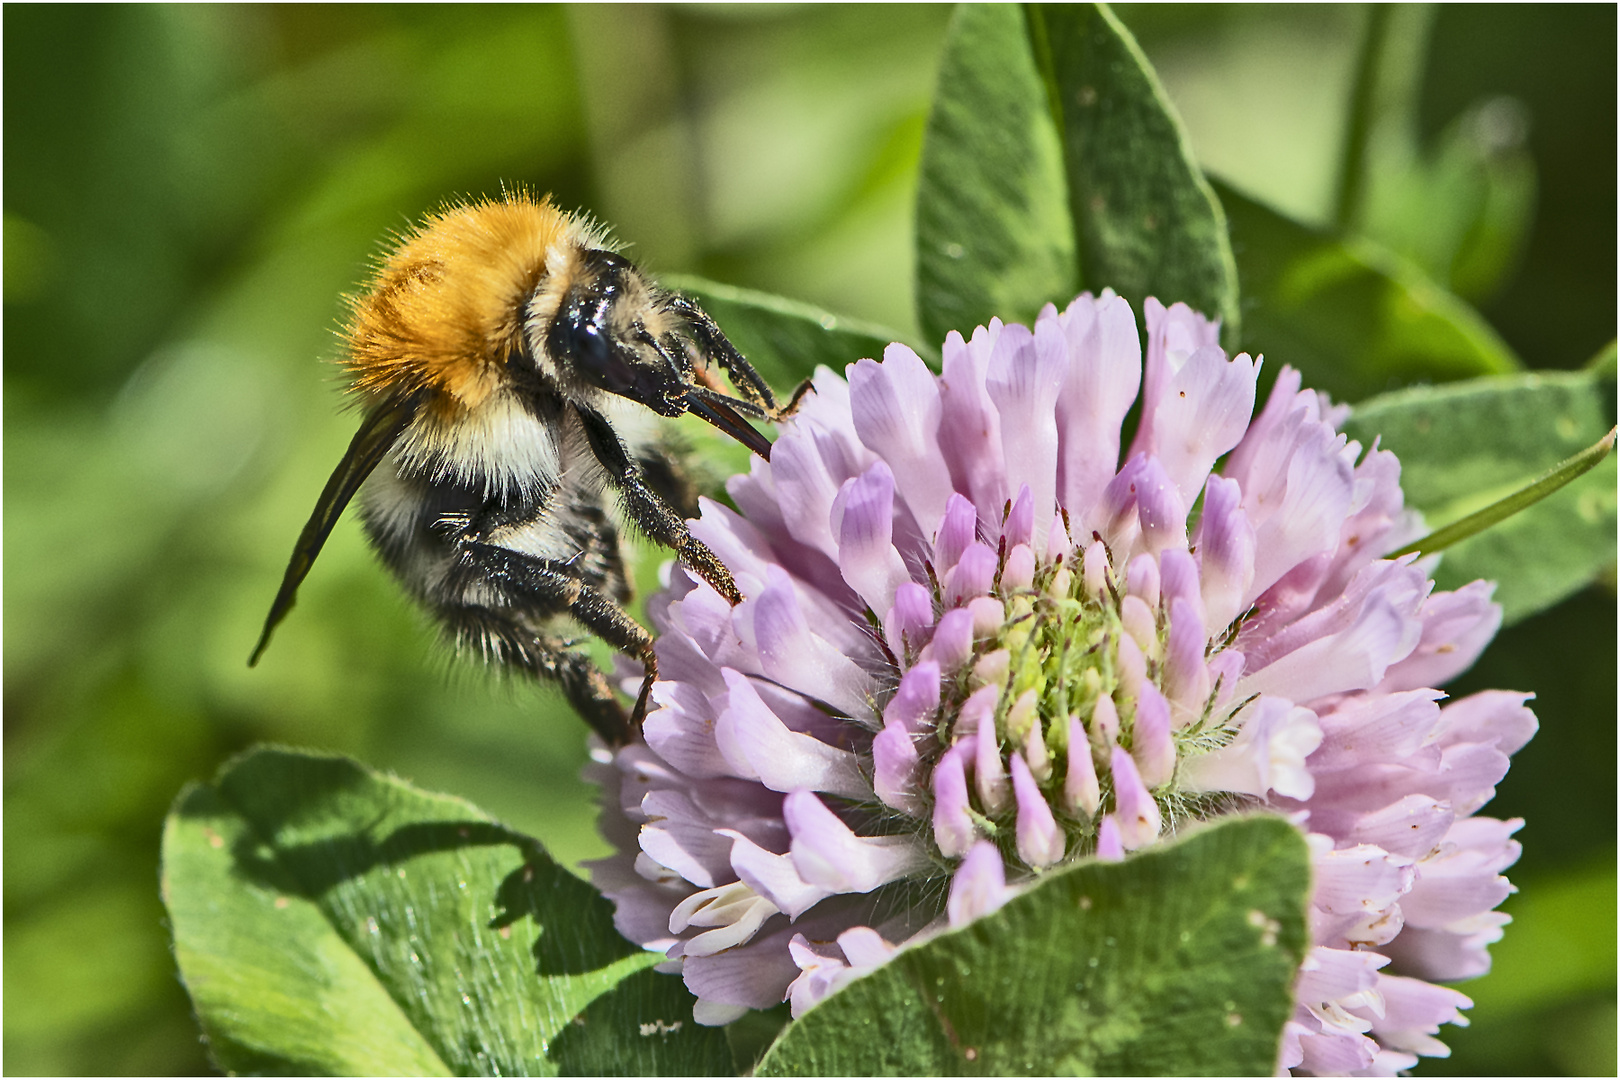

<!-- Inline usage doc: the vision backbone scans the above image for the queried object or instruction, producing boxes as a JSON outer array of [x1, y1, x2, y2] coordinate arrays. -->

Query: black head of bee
[[546, 249, 688, 413], [543, 247, 779, 458]]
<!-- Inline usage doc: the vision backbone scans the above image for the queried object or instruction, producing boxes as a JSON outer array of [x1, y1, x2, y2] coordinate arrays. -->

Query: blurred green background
[[4, 5, 1613, 1075]]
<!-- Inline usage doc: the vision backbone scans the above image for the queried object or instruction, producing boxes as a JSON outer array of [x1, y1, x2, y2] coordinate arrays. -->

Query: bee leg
[[576, 405, 745, 605], [664, 295, 780, 414], [448, 544, 662, 743], [456, 542, 657, 662], [776, 376, 815, 421], [635, 439, 703, 521], [446, 606, 638, 746]]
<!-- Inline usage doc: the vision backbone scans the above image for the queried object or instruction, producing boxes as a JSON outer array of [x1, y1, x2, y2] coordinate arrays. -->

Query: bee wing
[[249, 391, 420, 665]]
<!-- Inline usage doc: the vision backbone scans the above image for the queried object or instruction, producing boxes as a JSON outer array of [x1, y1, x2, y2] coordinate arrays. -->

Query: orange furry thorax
[[343, 194, 588, 411]]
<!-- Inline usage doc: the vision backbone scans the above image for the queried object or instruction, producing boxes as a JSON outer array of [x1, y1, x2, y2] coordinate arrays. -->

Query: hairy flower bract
[[587, 293, 1535, 1074]]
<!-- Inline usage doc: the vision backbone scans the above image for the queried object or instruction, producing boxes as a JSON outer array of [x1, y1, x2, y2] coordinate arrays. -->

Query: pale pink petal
[[1242, 558, 1428, 674], [943, 541, 998, 606], [688, 498, 779, 599], [1004, 483, 1035, 548], [668, 583, 756, 676], [1207, 649, 1246, 708], [926, 607, 975, 672], [1064, 714, 1101, 817], [834, 461, 914, 616], [722, 829, 833, 919], [1308, 840, 1413, 950], [768, 426, 846, 559], [1056, 292, 1142, 529], [986, 317, 1064, 553], [1096, 454, 1149, 555], [972, 686, 1010, 813], [1110, 747, 1162, 849], [938, 325, 1007, 513], [1297, 1027, 1380, 1075], [1229, 377, 1357, 602], [1310, 690, 1444, 773], [1193, 474, 1256, 632], [1134, 456, 1190, 556], [1125, 552, 1161, 608], [683, 913, 811, 1016], [1120, 595, 1158, 658], [1011, 753, 1065, 868], [848, 345, 955, 538], [1002, 543, 1036, 591], [1095, 815, 1125, 861], [671, 882, 781, 957], [1090, 693, 1121, 751], [749, 566, 874, 716], [883, 659, 942, 733], [1046, 513, 1074, 563], [1362, 973, 1472, 1060], [1224, 364, 1304, 487], [933, 492, 979, 572], [1129, 296, 1223, 468], [1399, 817, 1521, 927], [1182, 697, 1322, 800], [931, 745, 977, 858], [639, 789, 735, 890], [692, 1001, 751, 1026], [872, 716, 925, 816], [1082, 538, 1110, 601], [948, 839, 1011, 927], [784, 933, 849, 1018], [1294, 946, 1389, 1014], [1315, 437, 1421, 603], [784, 791, 932, 893], [1163, 596, 1211, 717], [1137, 344, 1259, 505], [1317, 794, 1455, 861], [1238, 581, 1424, 704], [837, 926, 898, 969], [642, 690, 731, 780], [1157, 547, 1203, 619], [1378, 581, 1503, 693], [967, 595, 1006, 637], [1380, 911, 1510, 981], [715, 670, 870, 799], [1131, 681, 1176, 789], [1434, 691, 1538, 758], [884, 581, 935, 659]]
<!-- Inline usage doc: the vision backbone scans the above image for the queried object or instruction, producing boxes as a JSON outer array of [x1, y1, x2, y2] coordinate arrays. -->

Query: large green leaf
[[1344, 370, 1617, 625], [1028, 3, 1241, 345], [757, 816, 1310, 1077], [662, 274, 912, 388], [913, 3, 1077, 344], [1218, 179, 1520, 403], [162, 747, 730, 1076]]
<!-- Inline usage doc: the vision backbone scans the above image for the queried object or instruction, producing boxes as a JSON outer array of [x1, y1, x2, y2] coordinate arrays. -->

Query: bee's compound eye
[[575, 321, 611, 366], [551, 298, 634, 395]]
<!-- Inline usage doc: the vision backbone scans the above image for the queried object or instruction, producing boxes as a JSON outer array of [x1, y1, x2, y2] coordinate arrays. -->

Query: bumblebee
[[250, 192, 802, 745]]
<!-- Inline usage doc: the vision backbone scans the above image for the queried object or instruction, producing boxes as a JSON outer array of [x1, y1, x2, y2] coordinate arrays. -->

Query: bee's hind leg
[[444, 536, 666, 744], [445, 604, 644, 747]]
